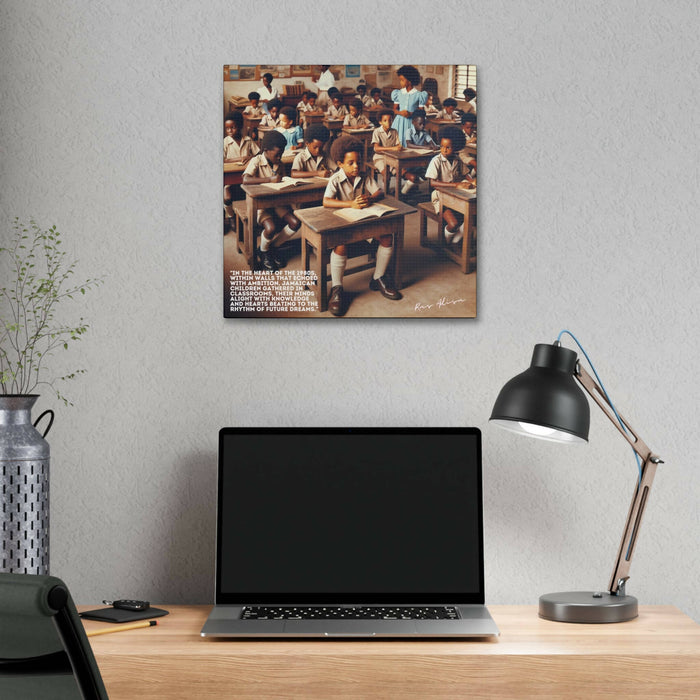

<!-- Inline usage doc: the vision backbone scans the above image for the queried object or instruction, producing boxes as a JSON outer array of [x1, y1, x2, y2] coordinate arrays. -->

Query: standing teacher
[[313, 65, 335, 111], [258, 72, 280, 113]]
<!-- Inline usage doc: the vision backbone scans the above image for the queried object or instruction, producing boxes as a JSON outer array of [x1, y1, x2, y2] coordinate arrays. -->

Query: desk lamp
[[489, 333, 663, 623]]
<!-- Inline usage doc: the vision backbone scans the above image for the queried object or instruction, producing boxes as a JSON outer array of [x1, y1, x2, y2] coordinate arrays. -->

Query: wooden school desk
[[223, 161, 245, 187], [435, 185, 477, 274], [240, 178, 329, 270], [427, 118, 456, 142], [366, 105, 383, 124], [295, 196, 416, 312], [323, 117, 344, 140], [242, 115, 261, 139], [301, 111, 325, 129], [341, 126, 373, 164], [81, 605, 700, 699], [381, 148, 436, 201]]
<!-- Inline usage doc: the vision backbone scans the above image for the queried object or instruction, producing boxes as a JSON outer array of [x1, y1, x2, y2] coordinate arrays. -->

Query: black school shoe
[[328, 285, 345, 316], [369, 275, 402, 300], [259, 249, 279, 272]]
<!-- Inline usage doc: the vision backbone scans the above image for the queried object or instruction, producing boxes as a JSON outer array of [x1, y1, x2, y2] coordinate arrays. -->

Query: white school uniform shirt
[[437, 109, 461, 122], [292, 146, 335, 173], [223, 135, 260, 161], [243, 153, 284, 180], [326, 104, 347, 119], [259, 113, 279, 128], [343, 113, 371, 128], [425, 153, 468, 183], [371, 126, 400, 148], [243, 105, 265, 118], [360, 94, 373, 108], [296, 100, 312, 112], [324, 168, 379, 202]]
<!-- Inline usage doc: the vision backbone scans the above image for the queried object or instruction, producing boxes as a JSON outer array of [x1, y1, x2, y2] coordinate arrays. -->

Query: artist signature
[[414, 297, 467, 312]]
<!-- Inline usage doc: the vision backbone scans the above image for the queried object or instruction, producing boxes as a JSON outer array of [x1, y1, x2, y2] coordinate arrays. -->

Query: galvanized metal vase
[[0, 395, 54, 574]]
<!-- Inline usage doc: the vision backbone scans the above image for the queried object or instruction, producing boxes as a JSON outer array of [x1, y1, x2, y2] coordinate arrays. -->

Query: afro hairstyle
[[261, 129, 287, 152], [304, 124, 330, 144], [396, 65, 421, 88], [331, 135, 364, 164], [279, 106, 297, 124], [437, 125, 466, 151], [224, 111, 243, 127]]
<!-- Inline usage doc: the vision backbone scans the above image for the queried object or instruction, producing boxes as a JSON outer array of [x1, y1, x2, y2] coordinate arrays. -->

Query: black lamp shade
[[490, 344, 590, 443]]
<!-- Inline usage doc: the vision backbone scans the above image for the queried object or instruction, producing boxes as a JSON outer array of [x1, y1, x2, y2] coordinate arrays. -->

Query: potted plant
[[1, 218, 101, 574]]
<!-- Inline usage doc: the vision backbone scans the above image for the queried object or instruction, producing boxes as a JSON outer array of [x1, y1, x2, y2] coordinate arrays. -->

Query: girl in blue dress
[[391, 65, 427, 146]]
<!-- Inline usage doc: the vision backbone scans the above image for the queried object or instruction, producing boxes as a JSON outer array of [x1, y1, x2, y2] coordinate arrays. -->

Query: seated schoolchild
[[291, 124, 335, 178], [276, 107, 304, 151], [243, 92, 265, 118], [371, 109, 402, 189], [343, 99, 371, 128], [322, 136, 402, 316], [224, 111, 260, 163], [406, 109, 437, 148], [296, 91, 311, 112], [437, 98, 460, 121], [458, 113, 477, 170], [425, 126, 473, 246], [326, 92, 348, 120], [400, 109, 437, 195], [242, 130, 301, 271], [369, 88, 385, 107], [424, 93, 439, 115], [259, 99, 281, 128], [462, 87, 477, 115], [223, 111, 260, 220], [305, 92, 321, 113], [356, 84, 373, 108]]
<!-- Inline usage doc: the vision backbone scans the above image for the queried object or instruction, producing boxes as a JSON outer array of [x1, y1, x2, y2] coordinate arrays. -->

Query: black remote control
[[103, 599, 150, 612]]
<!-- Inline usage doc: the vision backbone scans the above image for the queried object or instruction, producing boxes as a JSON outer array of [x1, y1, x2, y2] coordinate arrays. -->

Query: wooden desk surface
[[82, 605, 700, 699]]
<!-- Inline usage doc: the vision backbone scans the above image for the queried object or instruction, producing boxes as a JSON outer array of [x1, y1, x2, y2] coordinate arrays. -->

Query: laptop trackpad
[[284, 620, 417, 636]]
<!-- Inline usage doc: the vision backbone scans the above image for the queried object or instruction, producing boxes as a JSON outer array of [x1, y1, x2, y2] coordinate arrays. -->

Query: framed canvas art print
[[223, 64, 477, 318]]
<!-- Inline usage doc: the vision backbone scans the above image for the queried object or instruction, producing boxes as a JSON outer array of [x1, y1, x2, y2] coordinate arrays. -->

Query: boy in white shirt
[[424, 126, 473, 245], [322, 136, 402, 316]]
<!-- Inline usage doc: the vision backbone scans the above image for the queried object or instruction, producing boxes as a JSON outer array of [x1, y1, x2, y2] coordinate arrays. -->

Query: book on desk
[[262, 176, 308, 190], [333, 203, 398, 222]]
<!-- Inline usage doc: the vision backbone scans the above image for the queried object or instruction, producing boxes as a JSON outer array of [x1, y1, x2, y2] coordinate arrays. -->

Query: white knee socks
[[330, 251, 347, 287], [374, 245, 392, 280]]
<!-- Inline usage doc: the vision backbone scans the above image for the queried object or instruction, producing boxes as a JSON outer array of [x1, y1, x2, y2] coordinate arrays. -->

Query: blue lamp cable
[[556, 330, 643, 487]]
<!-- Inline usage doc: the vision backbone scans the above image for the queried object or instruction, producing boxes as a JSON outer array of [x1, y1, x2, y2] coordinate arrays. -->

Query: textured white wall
[[1, 1, 699, 622]]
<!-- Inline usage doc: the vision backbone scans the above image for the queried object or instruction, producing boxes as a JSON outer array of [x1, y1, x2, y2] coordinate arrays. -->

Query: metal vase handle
[[33, 409, 55, 438]]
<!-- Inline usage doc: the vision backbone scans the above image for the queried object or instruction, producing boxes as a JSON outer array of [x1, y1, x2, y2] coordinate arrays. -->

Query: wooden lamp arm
[[575, 365, 664, 595]]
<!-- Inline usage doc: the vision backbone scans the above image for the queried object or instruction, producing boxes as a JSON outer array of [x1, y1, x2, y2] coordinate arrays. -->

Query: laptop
[[200, 427, 499, 638]]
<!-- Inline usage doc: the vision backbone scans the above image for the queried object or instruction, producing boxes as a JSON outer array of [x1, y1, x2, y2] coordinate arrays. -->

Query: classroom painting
[[223, 64, 477, 318]]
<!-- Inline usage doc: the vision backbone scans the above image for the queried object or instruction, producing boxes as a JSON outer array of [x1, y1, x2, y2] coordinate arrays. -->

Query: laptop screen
[[216, 428, 484, 605]]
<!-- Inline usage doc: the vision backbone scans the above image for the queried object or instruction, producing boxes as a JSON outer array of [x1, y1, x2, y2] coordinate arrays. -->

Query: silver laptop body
[[201, 427, 499, 639]]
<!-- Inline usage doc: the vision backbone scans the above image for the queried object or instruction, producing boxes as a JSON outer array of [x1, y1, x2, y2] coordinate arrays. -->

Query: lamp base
[[539, 591, 638, 623]]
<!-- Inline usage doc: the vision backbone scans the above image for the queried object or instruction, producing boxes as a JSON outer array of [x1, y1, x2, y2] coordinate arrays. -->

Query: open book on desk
[[263, 177, 308, 190], [334, 203, 397, 223]]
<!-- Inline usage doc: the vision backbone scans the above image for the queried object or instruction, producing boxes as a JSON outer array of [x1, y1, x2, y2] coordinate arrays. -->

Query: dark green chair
[[0, 573, 108, 699]]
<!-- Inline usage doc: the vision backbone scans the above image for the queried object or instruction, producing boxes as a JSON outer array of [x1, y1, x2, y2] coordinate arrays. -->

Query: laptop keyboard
[[241, 606, 459, 620]]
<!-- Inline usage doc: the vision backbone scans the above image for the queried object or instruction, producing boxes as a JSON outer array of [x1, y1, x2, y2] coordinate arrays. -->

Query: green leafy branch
[[0, 218, 102, 405]]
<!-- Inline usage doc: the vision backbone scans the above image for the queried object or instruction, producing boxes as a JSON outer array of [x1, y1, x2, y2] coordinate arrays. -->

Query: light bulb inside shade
[[490, 419, 587, 444], [519, 422, 557, 437]]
